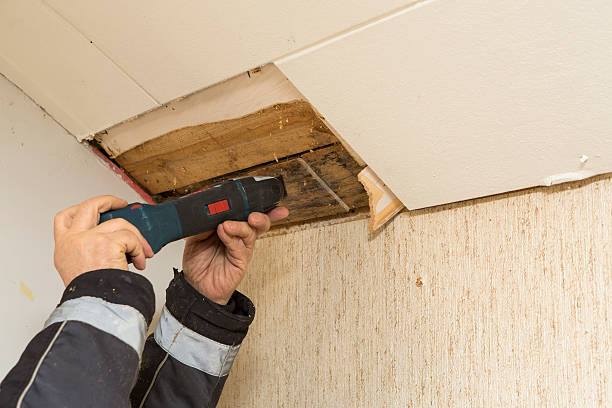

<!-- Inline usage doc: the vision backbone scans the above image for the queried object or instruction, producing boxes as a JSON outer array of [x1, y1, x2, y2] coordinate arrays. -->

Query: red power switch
[[207, 200, 230, 215]]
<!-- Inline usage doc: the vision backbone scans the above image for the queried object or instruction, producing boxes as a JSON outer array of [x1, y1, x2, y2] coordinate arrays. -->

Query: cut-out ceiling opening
[[93, 64, 369, 227]]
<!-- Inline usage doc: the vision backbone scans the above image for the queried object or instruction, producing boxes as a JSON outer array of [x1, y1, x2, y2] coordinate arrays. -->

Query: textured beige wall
[[219, 175, 611, 407]]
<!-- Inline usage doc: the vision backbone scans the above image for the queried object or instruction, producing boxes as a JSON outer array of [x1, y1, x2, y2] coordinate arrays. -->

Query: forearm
[[0, 269, 154, 408], [131, 269, 254, 408]]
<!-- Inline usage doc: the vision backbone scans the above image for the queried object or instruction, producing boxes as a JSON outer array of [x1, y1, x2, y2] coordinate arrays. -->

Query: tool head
[[239, 176, 285, 213]]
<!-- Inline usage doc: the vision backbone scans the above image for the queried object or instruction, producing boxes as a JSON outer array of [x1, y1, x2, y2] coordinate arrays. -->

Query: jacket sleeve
[[0, 269, 155, 408], [130, 270, 255, 408]]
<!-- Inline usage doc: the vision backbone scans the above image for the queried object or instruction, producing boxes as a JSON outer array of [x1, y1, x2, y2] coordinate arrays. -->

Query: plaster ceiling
[[2, 0, 612, 212]]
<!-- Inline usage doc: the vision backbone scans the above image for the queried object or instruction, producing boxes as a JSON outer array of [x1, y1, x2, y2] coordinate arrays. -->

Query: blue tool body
[[99, 176, 284, 254], [99, 201, 182, 253]]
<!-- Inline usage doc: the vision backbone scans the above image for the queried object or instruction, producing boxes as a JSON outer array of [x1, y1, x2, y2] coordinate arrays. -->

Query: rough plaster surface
[[278, 0, 612, 209], [0, 76, 183, 378], [220, 175, 612, 407]]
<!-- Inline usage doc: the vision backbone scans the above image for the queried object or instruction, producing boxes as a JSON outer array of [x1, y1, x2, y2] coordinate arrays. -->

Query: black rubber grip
[[172, 177, 284, 237]]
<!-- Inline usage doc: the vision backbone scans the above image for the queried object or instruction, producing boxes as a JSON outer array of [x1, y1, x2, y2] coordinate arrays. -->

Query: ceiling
[[277, 0, 612, 209], [2, 0, 612, 212], [0, 0, 411, 139]]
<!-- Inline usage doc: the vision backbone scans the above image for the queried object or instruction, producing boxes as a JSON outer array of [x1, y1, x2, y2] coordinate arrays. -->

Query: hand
[[53, 196, 154, 286], [182, 207, 289, 304]]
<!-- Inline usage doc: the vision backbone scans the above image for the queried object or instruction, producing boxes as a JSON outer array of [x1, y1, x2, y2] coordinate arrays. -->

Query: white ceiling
[[278, 0, 612, 209], [0, 0, 411, 139], [0, 0, 157, 138], [2, 0, 612, 211]]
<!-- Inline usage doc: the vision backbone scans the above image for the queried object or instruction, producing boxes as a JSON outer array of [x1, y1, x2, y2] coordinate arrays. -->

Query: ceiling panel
[[100, 64, 303, 157], [278, 0, 612, 209], [46, 0, 413, 103], [0, 0, 157, 139]]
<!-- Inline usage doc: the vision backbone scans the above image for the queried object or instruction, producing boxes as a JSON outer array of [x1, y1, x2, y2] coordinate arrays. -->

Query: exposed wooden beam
[[115, 100, 336, 194]]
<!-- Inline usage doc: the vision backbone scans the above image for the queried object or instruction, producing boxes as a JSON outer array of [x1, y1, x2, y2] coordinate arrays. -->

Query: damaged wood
[[153, 145, 368, 225], [297, 158, 350, 212], [94, 64, 370, 227], [115, 100, 337, 194], [301, 147, 369, 210], [358, 166, 404, 231]]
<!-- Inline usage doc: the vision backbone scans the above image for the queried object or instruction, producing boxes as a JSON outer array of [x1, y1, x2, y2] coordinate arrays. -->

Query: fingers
[[71, 196, 128, 232], [218, 206, 290, 248], [246, 207, 289, 236], [107, 230, 147, 270], [95, 218, 154, 258], [216, 222, 253, 266], [248, 212, 271, 236], [222, 220, 257, 244], [54, 205, 79, 239], [267, 206, 290, 223]]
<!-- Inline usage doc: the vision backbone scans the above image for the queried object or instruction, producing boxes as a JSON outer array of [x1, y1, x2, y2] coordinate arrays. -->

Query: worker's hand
[[53, 196, 154, 286], [182, 207, 289, 305]]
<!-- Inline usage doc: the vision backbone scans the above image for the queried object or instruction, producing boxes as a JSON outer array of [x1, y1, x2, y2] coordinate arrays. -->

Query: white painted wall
[[0, 75, 184, 378]]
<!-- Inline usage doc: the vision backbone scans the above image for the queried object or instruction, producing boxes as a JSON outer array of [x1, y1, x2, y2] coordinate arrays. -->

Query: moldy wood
[[153, 145, 368, 226]]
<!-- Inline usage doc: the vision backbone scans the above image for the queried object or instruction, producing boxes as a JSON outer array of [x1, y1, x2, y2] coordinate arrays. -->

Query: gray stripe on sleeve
[[154, 306, 240, 376], [44, 296, 147, 354]]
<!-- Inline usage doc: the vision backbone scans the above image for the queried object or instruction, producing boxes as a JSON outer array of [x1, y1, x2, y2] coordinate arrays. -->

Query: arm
[[0, 196, 155, 408], [130, 270, 253, 407], [131, 208, 288, 408]]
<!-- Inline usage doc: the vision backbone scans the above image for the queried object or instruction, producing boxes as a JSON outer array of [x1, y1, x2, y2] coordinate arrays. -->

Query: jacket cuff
[[60, 269, 155, 326], [165, 269, 255, 346], [43, 269, 155, 355]]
